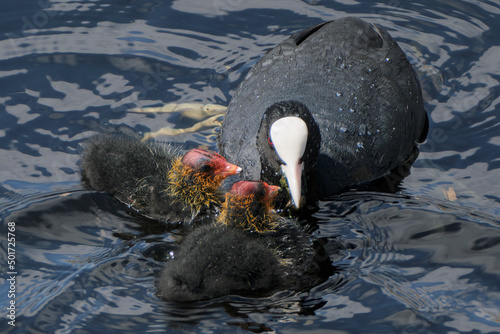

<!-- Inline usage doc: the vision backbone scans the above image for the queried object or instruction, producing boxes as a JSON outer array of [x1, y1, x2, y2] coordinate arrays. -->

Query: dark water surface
[[1, 0, 500, 333]]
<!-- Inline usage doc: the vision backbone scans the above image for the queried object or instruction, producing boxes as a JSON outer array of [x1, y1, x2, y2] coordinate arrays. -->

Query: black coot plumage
[[156, 181, 334, 302], [156, 224, 282, 302], [80, 133, 241, 224], [219, 17, 428, 208]]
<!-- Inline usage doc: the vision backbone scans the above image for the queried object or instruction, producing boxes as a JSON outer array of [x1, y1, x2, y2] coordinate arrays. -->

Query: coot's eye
[[268, 137, 273, 146], [199, 164, 212, 173], [256, 185, 266, 200]]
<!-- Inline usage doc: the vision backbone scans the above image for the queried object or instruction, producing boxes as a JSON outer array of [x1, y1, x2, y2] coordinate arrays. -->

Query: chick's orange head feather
[[181, 149, 242, 177], [220, 180, 280, 232], [230, 181, 280, 204]]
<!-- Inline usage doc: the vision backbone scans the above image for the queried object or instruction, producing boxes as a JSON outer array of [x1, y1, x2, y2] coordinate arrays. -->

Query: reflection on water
[[1, 0, 500, 333]]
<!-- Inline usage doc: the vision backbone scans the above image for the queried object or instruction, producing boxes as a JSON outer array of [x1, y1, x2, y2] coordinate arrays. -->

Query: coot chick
[[156, 181, 334, 302], [80, 133, 241, 223], [219, 17, 428, 208]]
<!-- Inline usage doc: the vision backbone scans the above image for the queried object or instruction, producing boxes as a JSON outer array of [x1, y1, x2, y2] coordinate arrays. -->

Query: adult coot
[[219, 17, 428, 208], [80, 133, 241, 224], [156, 181, 334, 302]]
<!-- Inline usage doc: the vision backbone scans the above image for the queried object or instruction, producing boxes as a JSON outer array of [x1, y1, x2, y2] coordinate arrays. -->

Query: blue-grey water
[[1, 0, 500, 333]]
